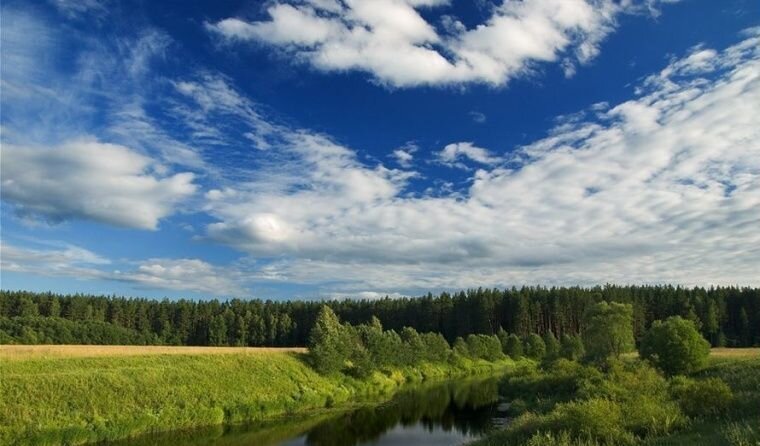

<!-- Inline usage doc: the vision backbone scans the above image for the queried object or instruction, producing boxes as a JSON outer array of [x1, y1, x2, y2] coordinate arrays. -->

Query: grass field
[[0, 344, 307, 360], [0, 345, 513, 446], [705, 347, 760, 359]]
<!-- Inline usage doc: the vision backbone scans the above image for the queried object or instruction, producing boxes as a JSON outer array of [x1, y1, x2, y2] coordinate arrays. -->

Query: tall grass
[[0, 349, 512, 445]]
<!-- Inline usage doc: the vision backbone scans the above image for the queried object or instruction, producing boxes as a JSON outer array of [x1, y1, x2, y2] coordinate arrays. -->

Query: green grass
[[0, 349, 513, 445]]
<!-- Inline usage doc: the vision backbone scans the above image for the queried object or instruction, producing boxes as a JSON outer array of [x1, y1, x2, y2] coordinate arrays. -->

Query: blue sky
[[1, 0, 759, 300]]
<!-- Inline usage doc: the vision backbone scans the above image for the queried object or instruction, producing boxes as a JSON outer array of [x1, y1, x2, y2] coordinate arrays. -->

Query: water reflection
[[300, 378, 501, 446], [108, 376, 504, 446]]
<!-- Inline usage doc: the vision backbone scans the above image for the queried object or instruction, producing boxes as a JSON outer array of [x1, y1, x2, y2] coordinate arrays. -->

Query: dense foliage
[[474, 356, 760, 446], [582, 302, 635, 363], [1, 285, 758, 347], [307, 306, 504, 376], [640, 316, 711, 376]]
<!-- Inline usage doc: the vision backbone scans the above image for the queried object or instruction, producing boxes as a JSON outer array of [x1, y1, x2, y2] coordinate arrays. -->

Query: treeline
[[0, 285, 758, 347]]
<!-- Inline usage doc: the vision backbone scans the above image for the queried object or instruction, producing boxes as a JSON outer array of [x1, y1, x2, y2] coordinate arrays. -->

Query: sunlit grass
[[0, 346, 512, 445], [0, 344, 307, 360]]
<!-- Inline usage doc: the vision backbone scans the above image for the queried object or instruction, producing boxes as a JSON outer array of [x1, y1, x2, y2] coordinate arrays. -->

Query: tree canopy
[[582, 302, 635, 363], [639, 316, 711, 376]]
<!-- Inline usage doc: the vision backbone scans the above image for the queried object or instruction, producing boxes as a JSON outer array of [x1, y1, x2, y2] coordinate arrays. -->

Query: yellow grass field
[[707, 347, 760, 359], [0, 344, 307, 360], [2, 345, 756, 361]]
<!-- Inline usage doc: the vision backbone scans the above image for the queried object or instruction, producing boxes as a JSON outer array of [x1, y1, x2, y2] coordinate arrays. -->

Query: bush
[[505, 359, 601, 401], [525, 431, 608, 446], [465, 334, 505, 361], [420, 332, 451, 362], [506, 334, 524, 359], [722, 419, 760, 446], [544, 332, 560, 360], [453, 337, 469, 357], [669, 376, 733, 417], [552, 398, 632, 444], [559, 335, 585, 361], [639, 316, 711, 376], [622, 396, 684, 437], [578, 360, 669, 402], [578, 360, 685, 437], [525, 333, 547, 360]]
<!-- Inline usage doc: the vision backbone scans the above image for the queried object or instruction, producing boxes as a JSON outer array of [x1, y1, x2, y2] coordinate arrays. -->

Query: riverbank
[[470, 351, 760, 446], [0, 345, 517, 445]]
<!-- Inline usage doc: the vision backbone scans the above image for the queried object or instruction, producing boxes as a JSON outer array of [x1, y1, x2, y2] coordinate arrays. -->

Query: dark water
[[111, 376, 508, 446]]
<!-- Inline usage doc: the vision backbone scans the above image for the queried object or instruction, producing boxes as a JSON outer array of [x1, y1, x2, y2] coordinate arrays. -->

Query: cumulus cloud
[[207, 0, 675, 87], [439, 141, 502, 167], [0, 138, 196, 229], [200, 31, 760, 291]]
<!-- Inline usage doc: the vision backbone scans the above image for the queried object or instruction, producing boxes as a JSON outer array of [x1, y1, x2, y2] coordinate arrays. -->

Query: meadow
[[0, 344, 513, 446]]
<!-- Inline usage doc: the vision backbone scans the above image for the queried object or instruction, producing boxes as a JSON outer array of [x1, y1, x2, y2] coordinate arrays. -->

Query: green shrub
[[505, 359, 601, 403], [452, 336, 469, 357], [577, 360, 685, 437], [544, 332, 560, 360], [506, 333, 524, 359], [525, 333, 547, 360], [578, 360, 669, 402], [420, 332, 451, 362], [669, 376, 733, 417], [640, 316, 711, 376], [721, 419, 760, 446], [559, 334, 585, 361], [622, 396, 684, 437], [552, 398, 632, 444], [525, 431, 606, 446], [497, 327, 509, 351]]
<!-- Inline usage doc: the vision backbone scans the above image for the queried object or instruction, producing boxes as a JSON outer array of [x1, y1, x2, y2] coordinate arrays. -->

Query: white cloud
[[0, 9, 208, 172], [391, 142, 419, 168], [200, 31, 760, 291], [439, 141, 502, 167], [114, 258, 246, 295], [0, 138, 196, 229], [0, 242, 111, 280], [207, 0, 676, 87], [326, 291, 407, 300], [0, 242, 247, 296]]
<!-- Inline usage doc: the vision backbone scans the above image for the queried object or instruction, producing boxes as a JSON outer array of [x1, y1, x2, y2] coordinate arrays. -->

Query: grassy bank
[[471, 352, 760, 446], [0, 345, 514, 445]]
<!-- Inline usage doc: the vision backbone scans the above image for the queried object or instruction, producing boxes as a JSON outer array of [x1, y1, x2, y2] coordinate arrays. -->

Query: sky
[[1, 0, 759, 301]]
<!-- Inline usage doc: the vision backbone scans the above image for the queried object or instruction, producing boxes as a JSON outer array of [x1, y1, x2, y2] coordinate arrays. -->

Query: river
[[108, 376, 509, 446]]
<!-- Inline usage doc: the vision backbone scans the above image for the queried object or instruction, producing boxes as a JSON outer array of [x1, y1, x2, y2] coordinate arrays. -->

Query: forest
[[1, 285, 758, 347]]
